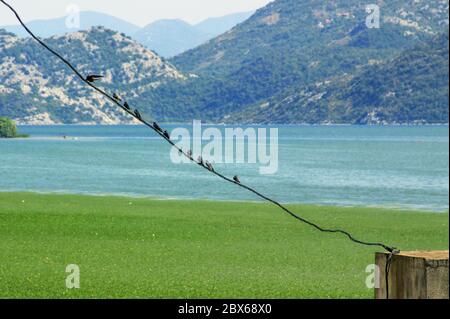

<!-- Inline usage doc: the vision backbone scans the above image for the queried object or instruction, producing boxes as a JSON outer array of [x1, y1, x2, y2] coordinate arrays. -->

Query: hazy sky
[[0, 0, 273, 26]]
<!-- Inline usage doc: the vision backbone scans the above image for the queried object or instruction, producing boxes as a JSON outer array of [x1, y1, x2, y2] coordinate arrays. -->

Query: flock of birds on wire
[[0, 0, 399, 301], [85, 74, 242, 185], [0, 0, 398, 256]]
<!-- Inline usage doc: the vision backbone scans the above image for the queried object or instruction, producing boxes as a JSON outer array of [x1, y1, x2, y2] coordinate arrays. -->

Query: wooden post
[[375, 251, 449, 299]]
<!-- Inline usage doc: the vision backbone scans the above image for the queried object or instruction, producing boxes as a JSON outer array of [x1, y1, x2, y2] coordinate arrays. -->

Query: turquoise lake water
[[0, 125, 448, 212]]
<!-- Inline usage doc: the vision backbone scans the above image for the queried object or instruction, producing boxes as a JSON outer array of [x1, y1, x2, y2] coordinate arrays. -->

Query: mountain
[[227, 32, 449, 124], [173, 0, 449, 75], [0, 27, 185, 124], [1, 11, 140, 38], [134, 11, 254, 57], [133, 19, 211, 58], [1, 0, 448, 124], [195, 11, 254, 36], [145, 0, 448, 123], [2, 11, 254, 58]]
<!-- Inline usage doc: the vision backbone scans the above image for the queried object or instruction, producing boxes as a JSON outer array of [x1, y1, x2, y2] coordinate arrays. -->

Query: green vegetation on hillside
[[160, 0, 449, 123], [0, 27, 183, 124], [228, 32, 450, 124], [338, 32, 449, 124], [0, 0, 449, 124], [0, 192, 448, 298]]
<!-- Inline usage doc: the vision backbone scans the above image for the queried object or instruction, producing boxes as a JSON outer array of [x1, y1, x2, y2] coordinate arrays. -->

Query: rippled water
[[0, 125, 448, 211]]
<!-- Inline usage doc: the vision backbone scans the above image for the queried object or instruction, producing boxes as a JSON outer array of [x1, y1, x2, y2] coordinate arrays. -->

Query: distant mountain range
[[0, 0, 449, 125], [134, 12, 254, 57], [135, 11, 254, 57], [133, 19, 211, 58], [0, 11, 141, 39], [0, 11, 253, 57], [159, 0, 449, 124]]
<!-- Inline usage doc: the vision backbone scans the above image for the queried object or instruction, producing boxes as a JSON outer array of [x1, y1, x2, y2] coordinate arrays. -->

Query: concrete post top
[[379, 251, 449, 260], [375, 250, 449, 299]]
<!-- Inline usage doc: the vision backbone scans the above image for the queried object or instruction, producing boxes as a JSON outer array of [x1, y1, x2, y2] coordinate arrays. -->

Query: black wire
[[385, 252, 394, 299], [1, 0, 398, 254]]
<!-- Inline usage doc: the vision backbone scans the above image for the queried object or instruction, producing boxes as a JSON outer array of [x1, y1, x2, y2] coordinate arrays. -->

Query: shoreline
[[15, 123, 450, 127]]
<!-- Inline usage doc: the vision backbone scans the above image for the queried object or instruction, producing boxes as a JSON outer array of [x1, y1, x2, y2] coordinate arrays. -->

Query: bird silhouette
[[163, 130, 170, 140], [187, 150, 193, 159], [134, 109, 142, 120], [123, 102, 131, 111], [113, 93, 122, 101], [153, 122, 163, 132], [86, 74, 103, 83], [233, 176, 241, 184], [205, 161, 214, 172], [197, 156, 204, 166]]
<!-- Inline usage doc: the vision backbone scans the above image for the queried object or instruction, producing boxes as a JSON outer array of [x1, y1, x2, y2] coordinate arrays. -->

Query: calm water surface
[[0, 125, 448, 212]]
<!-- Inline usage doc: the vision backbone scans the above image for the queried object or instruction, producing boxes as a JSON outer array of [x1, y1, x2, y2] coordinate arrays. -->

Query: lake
[[0, 125, 448, 212]]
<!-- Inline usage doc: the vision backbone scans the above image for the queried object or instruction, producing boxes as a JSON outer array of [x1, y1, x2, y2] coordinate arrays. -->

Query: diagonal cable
[[0, 0, 398, 253]]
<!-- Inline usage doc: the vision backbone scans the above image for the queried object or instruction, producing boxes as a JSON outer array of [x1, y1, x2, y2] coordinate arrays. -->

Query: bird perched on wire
[[163, 130, 171, 140], [187, 150, 193, 160], [233, 176, 241, 184], [134, 109, 142, 120], [85, 74, 103, 83], [205, 161, 214, 172], [113, 93, 122, 102], [123, 102, 131, 111], [197, 156, 204, 166], [153, 122, 163, 133]]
